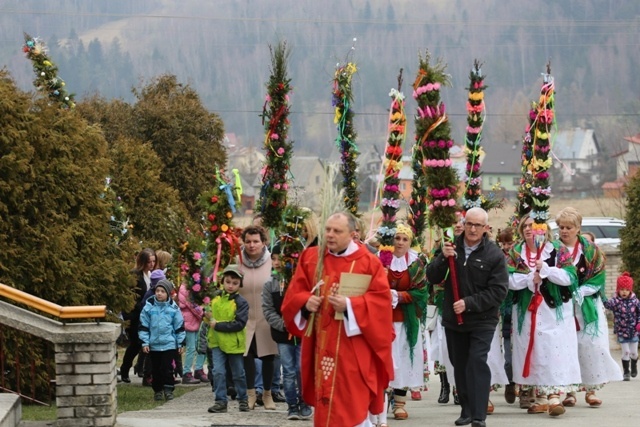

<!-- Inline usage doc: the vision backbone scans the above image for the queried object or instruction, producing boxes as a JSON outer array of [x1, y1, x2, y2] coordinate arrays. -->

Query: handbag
[[116, 326, 130, 348], [426, 304, 438, 332]]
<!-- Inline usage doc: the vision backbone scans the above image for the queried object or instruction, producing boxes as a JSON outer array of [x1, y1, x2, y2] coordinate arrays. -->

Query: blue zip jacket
[[139, 296, 186, 351]]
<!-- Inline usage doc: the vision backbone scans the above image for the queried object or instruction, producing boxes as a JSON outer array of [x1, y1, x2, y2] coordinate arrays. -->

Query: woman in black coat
[[120, 248, 156, 383]]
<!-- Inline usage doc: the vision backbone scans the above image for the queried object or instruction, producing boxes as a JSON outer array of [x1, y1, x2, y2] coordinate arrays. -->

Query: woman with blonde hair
[[507, 214, 579, 417], [301, 208, 319, 248], [554, 207, 621, 407], [383, 224, 428, 421]]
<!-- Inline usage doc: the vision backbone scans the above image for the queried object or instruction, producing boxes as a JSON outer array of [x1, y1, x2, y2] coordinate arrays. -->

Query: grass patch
[[20, 404, 56, 421], [21, 384, 200, 421]]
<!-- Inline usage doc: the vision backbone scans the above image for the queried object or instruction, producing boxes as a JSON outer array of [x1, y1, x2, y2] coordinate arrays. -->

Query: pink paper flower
[[203, 297, 211, 304], [193, 252, 202, 260], [192, 273, 201, 282], [271, 133, 279, 140], [192, 284, 201, 292], [277, 147, 285, 155]]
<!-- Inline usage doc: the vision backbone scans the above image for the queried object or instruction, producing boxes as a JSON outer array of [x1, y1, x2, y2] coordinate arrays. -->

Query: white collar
[[390, 249, 418, 272], [328, 240, 359, 257]]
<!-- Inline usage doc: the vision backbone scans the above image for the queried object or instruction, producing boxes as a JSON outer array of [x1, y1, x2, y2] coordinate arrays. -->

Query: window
[[512, 176, 520, 186], [599, 225, 623, 239], [315, 176, 320, 185], [581, 225, 604, 238]]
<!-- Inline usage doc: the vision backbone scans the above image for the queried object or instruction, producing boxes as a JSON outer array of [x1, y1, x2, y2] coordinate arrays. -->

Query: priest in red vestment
[[282, 212, 394, 427]]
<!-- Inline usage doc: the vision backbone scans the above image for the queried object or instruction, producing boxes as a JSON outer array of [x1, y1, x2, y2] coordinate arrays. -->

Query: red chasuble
[[282, 243, 394, 427]]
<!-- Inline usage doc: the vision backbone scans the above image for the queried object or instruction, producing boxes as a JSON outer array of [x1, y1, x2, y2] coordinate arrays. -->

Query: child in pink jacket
[[178, 284, 207, 383]]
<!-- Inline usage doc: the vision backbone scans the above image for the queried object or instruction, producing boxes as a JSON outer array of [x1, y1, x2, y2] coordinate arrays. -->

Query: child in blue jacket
[[139, 279, 186, 401]]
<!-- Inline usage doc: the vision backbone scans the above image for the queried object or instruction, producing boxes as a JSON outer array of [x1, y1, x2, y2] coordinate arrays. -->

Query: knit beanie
[[150, 269, 166, 288], [156, 279, 174, 296], [617, 272, 634, 293]]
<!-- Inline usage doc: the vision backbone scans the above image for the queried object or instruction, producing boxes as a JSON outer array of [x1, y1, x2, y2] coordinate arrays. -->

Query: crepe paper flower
[[379, 250, 393, 268], [333, 58, 361, 216], [258, 41, 293, 228], [524, 69, 555, 239], [409, 51, 457, 245], [192, 284, 201, 292]]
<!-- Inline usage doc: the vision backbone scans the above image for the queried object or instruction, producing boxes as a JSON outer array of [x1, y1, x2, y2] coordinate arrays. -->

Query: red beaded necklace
[[524, 244, 538, 268], [570, 240, 580, 260]]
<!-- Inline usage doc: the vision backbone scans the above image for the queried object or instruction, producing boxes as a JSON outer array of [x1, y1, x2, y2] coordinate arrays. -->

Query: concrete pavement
[[112, 349, 640, 427], [18, 344, 640, 427]]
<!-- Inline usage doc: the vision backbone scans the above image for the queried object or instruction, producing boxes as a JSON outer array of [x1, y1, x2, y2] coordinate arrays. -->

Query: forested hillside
[[1, 0, 638, 163]]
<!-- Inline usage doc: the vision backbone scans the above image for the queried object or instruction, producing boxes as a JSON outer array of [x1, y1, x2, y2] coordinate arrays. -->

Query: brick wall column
[[0, 300, 119, 427], [54, 336, 118, 427]]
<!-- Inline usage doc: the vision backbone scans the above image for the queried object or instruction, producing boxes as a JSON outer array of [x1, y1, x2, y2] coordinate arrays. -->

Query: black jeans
[[149, 349, 178, 393], [120, 325, 141, 376], [445, 327, 494, 421]]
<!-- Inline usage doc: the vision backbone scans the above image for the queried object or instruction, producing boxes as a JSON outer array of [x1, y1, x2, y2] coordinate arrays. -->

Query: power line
[[2, 8, 640, 29]]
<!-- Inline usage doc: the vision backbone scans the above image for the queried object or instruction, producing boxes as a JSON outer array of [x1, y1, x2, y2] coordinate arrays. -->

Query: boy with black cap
[[139, 279, 186, 401], [207, 264, 250, 413]]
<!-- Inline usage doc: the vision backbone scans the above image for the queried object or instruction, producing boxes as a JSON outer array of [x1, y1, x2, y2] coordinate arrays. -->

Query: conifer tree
[[132, 74, 227, 220], [78, 96, 193, 250], [620, 177, 640, 293], [0, 71, 131, 308]]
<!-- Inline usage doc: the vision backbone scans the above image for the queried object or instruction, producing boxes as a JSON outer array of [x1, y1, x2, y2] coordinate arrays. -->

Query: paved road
[[18, 343, 640, 427], [113, 346, 640, 427]]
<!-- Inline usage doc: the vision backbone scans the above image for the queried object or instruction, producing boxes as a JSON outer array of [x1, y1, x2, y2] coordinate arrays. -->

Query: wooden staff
[[447, 254, 464, 325]]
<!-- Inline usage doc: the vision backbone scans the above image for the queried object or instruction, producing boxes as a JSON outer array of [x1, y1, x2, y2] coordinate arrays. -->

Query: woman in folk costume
[[507, 214, 580, 417], [384, 224, 429, 421], [555, 207, 622, 407]]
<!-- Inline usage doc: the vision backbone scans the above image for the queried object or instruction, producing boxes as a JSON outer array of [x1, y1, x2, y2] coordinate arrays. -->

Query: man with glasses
[[426, 207, 508, 427]]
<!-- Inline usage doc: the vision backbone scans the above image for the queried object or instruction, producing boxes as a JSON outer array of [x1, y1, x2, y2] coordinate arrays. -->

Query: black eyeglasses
[[464, 222, 486, 229]]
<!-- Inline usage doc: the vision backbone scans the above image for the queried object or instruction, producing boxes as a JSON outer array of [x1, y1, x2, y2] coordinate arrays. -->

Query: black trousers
[[149, 350, 178, 393], [243, 337, 274, 390], [120, 325, 141, 375], [445, 327, 494, 421]]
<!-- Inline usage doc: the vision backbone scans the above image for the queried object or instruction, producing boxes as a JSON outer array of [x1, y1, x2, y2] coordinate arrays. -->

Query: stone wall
[[602, 245, 622, 298], [0, 300, 118, 427]]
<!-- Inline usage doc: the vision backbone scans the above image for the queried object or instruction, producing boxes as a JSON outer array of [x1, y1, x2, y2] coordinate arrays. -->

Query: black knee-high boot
[[631, 358, 638, 378], [623, 360, 631, 381], [438, 372, 450, 404]]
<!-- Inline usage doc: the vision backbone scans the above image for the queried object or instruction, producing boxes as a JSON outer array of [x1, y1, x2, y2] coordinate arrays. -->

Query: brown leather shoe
[[519, 390, 532, 409], [562, 392, 577, 407], [527, 403, 548, 414], [548, 394, 565, 416], [585, 391, 602, 407], [504, 384, 516, 404]]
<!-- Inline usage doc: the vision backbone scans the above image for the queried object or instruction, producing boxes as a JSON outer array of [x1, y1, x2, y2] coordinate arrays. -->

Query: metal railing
[[0, 283, 106, 320], [0, 283, 107, 405]]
